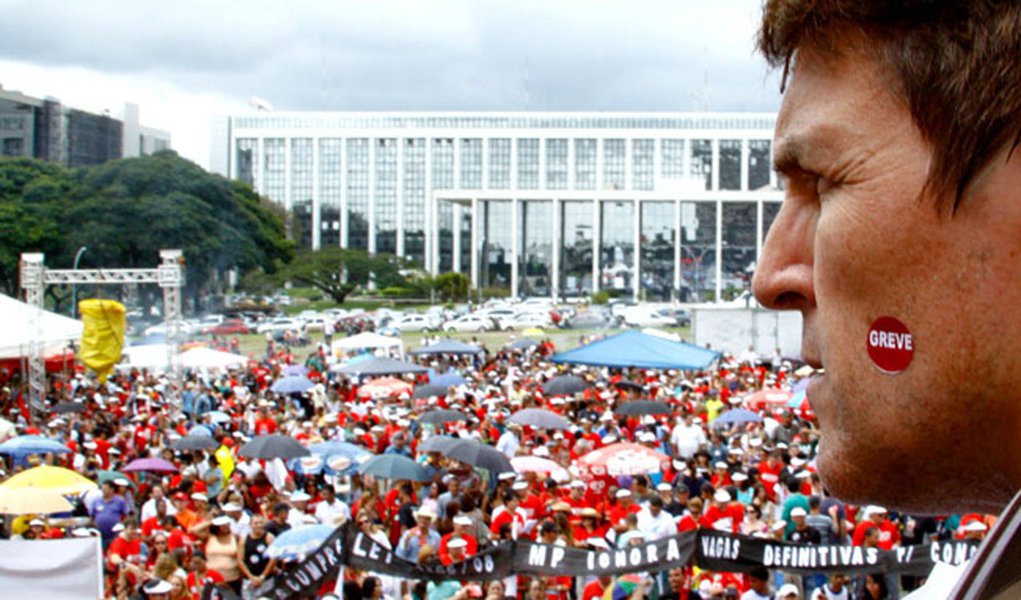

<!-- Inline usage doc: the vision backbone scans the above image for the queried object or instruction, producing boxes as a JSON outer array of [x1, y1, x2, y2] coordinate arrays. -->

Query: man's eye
[[816, 176, 835, 196]]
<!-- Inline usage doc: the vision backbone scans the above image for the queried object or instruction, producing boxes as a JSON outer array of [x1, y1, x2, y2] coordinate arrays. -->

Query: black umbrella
[[508, 408, 571, 430], [333, 357, 428, 377], [409, 339, 484, 356], [419, 435, 463, 454], [358, 454, 432, 482], [412, 384, 448, 400], [444, 440, 514, 474], [51, 401, 86, 414], [171, 435, 220, 451], [239, 434, 310, 460], [418, 409, 471, 426], [615, 400, 673, 416], [541, 375, 589, 396]]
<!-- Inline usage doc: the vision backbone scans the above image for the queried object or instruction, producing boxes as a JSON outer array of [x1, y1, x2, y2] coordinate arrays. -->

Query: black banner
[[514, 533, 697, 576], [255, 523, 980, 598], [257, 524, 347, 600], [200, 583, 241, 600]]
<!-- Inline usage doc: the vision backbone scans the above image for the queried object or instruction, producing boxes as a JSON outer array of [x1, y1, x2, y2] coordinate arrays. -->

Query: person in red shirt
[[490, 491, 526, 538], [607, 489, 642, 532], [254, 407, 277, 435], [582, 574, 613, 600], [186, 551, 225, 599], [438, 516, 479, 565], [852, 505, 900, 550], [677, 498, 707, 533]]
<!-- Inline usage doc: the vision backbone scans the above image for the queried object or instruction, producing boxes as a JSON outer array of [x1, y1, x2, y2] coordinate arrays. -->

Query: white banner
[[0, 537, 103, 599]]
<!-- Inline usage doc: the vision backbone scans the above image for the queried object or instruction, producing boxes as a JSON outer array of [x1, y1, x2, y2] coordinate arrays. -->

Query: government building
[[209, 112, 781, 302]]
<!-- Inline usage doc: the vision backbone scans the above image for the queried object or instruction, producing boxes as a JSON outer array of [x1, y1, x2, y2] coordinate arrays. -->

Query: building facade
[[212, 112, 782, 301], [0, 85, 170, 168]]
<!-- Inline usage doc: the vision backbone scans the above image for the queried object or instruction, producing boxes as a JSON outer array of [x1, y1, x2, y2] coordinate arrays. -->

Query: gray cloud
[[0, 0, 780, 112]]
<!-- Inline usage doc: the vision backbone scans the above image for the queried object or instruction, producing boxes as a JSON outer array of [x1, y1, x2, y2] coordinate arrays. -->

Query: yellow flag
[[216, 445, 236, 481], [78, 299, 126, 383]]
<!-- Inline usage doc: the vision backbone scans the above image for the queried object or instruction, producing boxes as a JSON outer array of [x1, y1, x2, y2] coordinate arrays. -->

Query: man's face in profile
[[754, 41, 1021, 513]]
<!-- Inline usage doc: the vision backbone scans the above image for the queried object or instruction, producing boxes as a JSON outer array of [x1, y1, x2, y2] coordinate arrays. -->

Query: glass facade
[[600, 201, 634, 295], [560, 201, 593, 296], [228, 112, 780, 297], [639, 202, 675, 300]]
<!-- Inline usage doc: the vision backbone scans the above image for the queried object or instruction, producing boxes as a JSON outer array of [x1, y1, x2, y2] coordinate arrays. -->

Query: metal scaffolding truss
[[19, 250, 185, 413]]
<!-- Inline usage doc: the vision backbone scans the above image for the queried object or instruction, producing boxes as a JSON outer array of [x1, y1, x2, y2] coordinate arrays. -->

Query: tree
[[278, 248, 415, 304], [0, 159, 69, 296], [435, 272, 470, 302]]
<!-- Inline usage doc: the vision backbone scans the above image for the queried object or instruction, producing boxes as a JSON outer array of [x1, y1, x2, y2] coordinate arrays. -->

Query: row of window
[[232, 114, 775, 131]]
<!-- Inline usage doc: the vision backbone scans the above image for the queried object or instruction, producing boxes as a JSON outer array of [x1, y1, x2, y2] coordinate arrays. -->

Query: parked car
[[501, 312, 552, 331], [205, 319, 251, 335], [563, 309, 620, 330], [442, 314, 497, 333], [391, 314, 438, 333], [256, 318, 303, 334], [619, 307, 675, 328]]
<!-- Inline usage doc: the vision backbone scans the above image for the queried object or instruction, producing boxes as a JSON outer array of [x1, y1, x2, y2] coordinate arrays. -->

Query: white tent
[[331, 331, 404, 359], [119, 344, 170, 370], [179, 347, 247, 370], [0, 293, 83, 360]]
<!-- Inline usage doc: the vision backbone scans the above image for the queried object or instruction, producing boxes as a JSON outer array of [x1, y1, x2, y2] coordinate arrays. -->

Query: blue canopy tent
[[408, 339, 484, 356], [550, 330, 719, 370]]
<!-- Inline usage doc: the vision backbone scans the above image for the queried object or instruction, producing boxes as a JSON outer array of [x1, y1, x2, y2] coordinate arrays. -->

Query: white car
[[620, 307, 675, 328], [391, 314, 437, 333], [142, 320, 198, 337], [256, 318, 303, 334], [501, 312, 551, 330], [442, 314, 497, 333]]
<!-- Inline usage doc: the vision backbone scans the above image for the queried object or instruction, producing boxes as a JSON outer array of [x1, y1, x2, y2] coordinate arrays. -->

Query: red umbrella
[[356, 377, 412, 399], [743, 389, 794, 411], [577, 442, 669, 477]]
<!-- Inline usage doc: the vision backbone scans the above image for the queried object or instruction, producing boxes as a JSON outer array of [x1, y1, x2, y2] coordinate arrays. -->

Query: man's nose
[[752, 199, 816, 311]]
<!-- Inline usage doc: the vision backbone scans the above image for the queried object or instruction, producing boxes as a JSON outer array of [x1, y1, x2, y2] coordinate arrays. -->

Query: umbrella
[[206, 410, 232, 424], [124, 457, 178, 473], [307, 441, 373, 475], [743, 389, 794, 411], [171, 435, 220, 451], [0, 418, 14, 442], [358, 454, 431, 482], [418, 409, 471, 426], [289, 454, 326, 476], [430, 372, 467, 388], [356, 377, 412, 399], [418, 435, 463, 454], [333, 357, 427, 377], [791, 378, 811, 393], [282, 364, 308, 377], [713, 408, 763, 426], [0, 487, 74, 515], [614, 400, 673, 416], [240, 434, 310, 460], [541, 375, 589, 397], [506, 338, 539, 351], [578, 442, 670, 477], [51, 401, 86, 414], [612, 380, 645, 392], [443, 440, 513, 474], [265, 525, 336, 560], [511, 455, 567, 475], [412, 383, 448, 400], [98, 470, 136, 489], [0, 435, 70, 456], [0, 465, 97, 495], [188, 425, 213, 437], [787, 390, 808, 409], [508, 408, 570, 430], [271, 376, 315, 394]]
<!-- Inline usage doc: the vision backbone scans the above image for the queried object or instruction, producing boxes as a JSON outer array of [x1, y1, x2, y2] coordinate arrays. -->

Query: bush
[[481, 287, 511, 300], [380, 286, 422, 299], [591, 291, 611, 305]]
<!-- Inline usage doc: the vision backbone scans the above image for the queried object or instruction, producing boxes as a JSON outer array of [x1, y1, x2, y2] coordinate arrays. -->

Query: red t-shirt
[[582, 579, 608, 600], [187, 569, 224, 599]]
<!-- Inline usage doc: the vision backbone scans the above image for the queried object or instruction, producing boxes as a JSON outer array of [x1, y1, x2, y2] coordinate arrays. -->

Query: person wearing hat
[[573, 507, 607, 545], [775, 582, 801, 600], [607, 489, 641, 533], [439, 515, 479, 565], [140, 578, 174, 599], [396, 506, 440, 564], [852, 506, 900, 550], [204, 514, 242, 595]]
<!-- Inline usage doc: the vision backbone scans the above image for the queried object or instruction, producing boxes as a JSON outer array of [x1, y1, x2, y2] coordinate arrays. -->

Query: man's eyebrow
[[772, 138, 806, 176]]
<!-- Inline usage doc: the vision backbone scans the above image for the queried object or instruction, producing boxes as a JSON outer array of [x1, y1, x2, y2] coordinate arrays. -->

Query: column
[[625, 138, 633, 191], [470, 198, 480, 290], [452, 202, 462, 274], [567, 138, 576, 189], [551, 198, 560, 301], [756, 199, 764, 263], [340, 139, 349, 248], [311, 137, 321, 250], [255, 138, 265, 194], [511, 198, 520, 299], [367, 139, 377, 254], [424, 139, 434, 272], [632, 199, 641, 302], [741, 139, 750, 192], [591, 199, 601, 293], [284, 138, 293, 212], [715, 199, 723, 302], [396, 138, 406, 257], [674, 199, 682, 302], [711, 138, 720, 192]]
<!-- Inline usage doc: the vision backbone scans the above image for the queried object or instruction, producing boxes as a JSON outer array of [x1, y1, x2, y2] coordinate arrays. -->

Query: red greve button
[[867, 316, 914, 374]]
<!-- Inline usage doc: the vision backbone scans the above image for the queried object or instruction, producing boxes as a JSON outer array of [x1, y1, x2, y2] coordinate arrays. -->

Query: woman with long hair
[[205, 516, 242, 594]]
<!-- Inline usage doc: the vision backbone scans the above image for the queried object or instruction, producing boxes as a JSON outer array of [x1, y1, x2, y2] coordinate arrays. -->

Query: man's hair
[[759, 1, 1021, 214]]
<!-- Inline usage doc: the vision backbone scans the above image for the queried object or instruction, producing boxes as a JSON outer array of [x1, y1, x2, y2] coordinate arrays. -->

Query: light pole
[[70, 246, 87, 317]]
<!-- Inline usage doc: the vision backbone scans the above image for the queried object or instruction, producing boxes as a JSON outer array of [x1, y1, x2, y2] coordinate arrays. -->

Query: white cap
[[447, 537, 468, 549], [512, 481, 529, 491], [453, 515, 473, 526], [714, 461, 728, 470], [962, 521, 988, 532], [790, 507, 807, 518], [732, 472, 749, 482], [864, 505, 887, 516], [143, 579, 174, 595], [190, 492, 208, 502], [616, 489, 632, 498], [29, 518, 44, 526], [570, 480, 587, 488], [656, 483, 672, 492], [211, 515, 232, 526], [223, 502, 243, 512], [290, 491, 311, 502], [416, 506, 437, 519], [498, 472, 517, 481], [777, 583, 800, 597], [713, 489, 732, 503], [114, 478, 130, 487]]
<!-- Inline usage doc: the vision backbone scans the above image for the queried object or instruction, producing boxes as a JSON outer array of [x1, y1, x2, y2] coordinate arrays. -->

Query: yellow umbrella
[[0, 486, 74, 515], [0, 465, 97, 495]]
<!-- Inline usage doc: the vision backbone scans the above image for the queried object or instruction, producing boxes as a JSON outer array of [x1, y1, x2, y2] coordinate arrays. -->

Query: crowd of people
[[0, 330, 995, 600]]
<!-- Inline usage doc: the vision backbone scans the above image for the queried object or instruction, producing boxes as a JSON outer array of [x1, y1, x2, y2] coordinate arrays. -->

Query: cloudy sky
[[0, 0, 781, 169]]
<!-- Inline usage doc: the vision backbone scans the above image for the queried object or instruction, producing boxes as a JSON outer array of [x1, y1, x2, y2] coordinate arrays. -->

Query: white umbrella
[[0, 486, 74, 515]]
